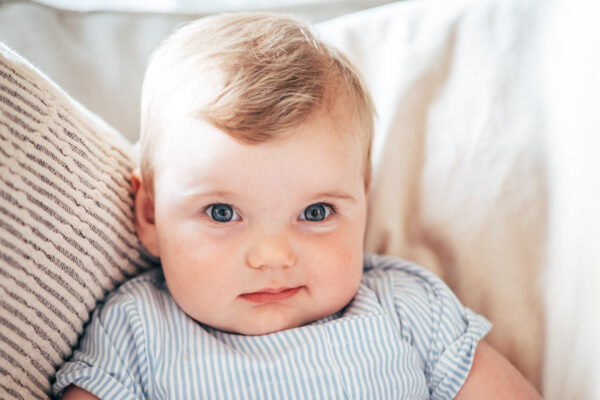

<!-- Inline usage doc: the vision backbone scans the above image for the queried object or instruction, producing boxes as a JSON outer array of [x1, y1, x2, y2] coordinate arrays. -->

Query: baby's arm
[[52, 279, 151, 398], [61, 385, 100, 400], [456, 340, 541, 399]]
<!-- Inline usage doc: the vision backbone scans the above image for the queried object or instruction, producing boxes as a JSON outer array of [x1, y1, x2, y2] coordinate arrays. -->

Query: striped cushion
[[0, 42, 157, 399]]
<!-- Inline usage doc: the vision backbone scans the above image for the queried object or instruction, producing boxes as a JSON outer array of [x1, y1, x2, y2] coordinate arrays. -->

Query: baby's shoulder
[[109, 268, 165, 297], [361, 253, 466, 323], [363, 253, 448, 295], [99, 268, 170, 317], [116, 268, 166, 293], [362, 253, 489, 348]]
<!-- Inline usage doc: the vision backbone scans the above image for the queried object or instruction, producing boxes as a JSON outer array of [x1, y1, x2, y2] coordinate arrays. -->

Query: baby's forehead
[[160, 85, 360, 139], [154, 125, 365, 203], [150, 110, 370, 196], [149, 80, 369, 176]]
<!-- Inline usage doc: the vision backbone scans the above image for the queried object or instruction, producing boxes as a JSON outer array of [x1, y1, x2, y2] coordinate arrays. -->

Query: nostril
[[245, 234, 296, 270], [246, 252, 296, 270]]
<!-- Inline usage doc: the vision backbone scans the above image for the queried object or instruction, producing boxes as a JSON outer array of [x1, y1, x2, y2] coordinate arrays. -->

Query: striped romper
[[53, 254, 491, 399]]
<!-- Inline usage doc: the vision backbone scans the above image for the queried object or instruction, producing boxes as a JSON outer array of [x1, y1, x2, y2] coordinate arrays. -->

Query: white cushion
[[317, 0, 547, 388]]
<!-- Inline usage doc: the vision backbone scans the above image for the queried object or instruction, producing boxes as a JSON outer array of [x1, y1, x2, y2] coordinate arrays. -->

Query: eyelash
[[203, 203, 240, 223], [201, 202, 337, 223], [299, 202, 336, 222]]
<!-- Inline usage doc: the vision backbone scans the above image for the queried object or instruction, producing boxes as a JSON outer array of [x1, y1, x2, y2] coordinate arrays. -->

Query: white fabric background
[[0, 0, 397, 141], [318, 0, 548, 388], [543, 0, 600, 398], [1, 0, 599, 397]]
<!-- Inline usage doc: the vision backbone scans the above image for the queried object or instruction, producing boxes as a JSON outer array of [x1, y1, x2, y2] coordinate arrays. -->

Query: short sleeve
[[52, 288, 148, 400], [369, 255, 492, 399]]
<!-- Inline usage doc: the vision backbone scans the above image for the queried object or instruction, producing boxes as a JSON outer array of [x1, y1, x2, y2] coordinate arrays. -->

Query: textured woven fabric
[[0, 42, 156, 400]]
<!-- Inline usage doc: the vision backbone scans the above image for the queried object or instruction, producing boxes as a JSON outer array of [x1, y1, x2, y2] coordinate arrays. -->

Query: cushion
[[0, 42, 156, 399], [317, 0, 547, 389]]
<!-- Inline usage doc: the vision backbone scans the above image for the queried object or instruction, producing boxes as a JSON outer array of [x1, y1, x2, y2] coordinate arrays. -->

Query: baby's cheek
[[307, 236, 361, 288], [315, 230, 360, 263]]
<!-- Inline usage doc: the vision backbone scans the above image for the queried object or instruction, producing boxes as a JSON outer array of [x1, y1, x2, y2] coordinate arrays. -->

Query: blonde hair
[[140, 12, 375, 196]]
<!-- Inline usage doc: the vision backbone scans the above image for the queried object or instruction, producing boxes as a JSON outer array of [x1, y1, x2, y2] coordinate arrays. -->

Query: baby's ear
[[131, 169, 160, 257]]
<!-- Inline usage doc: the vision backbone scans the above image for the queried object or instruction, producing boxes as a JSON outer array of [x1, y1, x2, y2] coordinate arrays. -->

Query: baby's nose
[[245, 231, 296, 270]]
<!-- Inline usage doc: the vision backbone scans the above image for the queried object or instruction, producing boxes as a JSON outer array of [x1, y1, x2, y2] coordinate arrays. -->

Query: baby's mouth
[[240, 286, 303, 303]]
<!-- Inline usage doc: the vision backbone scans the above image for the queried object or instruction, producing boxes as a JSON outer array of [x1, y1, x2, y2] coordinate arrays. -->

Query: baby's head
[[133, 13, 375, 335]]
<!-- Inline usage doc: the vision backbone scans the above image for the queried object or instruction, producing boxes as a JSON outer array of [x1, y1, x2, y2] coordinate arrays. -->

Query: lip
[[240, 286, 303, 304]]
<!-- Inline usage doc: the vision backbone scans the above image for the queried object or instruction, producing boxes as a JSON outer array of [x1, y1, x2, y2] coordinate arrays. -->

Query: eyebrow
[[311, 191, 357, 202], [180, 189, 357, 202], [180, 189, 236, 199]]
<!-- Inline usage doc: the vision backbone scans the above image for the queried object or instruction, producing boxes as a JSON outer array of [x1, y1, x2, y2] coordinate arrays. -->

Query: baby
[[54, 13, 540, 399]]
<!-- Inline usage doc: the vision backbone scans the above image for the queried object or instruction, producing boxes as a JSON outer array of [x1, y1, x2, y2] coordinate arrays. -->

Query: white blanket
[[318, 0, 598, 395]]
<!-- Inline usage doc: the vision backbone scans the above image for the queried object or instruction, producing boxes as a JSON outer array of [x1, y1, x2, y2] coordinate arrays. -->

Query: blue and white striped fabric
[[53, 254, 491, 399]]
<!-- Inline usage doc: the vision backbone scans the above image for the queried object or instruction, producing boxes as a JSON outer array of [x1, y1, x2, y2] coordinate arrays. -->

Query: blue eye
[[205, 204, 239, 222], [300, 203, 333, 222]]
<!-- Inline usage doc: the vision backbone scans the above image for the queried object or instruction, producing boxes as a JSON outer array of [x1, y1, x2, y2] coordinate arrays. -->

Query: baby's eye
[[205, 204, 240, 223], [299, 203, 334, 222]]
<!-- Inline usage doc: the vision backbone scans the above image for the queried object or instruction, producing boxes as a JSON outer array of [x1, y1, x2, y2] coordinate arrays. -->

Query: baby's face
[[141, 110, 367, 335]]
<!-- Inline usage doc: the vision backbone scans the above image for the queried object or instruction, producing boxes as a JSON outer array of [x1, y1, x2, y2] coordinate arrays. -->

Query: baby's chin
[[229, 314, 309, 336], [217, 308, 327, 336], [193, 294, 357, 336]]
